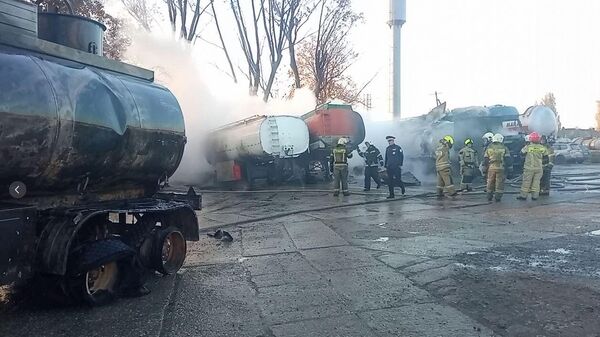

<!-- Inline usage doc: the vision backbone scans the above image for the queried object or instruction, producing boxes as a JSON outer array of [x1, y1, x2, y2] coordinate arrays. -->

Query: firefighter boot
[[487, 192, 493, 202]]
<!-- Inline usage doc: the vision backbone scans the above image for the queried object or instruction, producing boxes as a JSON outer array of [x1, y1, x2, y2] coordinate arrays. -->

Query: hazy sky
[[351, 0, 600, 127], [110, 0, 600, 128]]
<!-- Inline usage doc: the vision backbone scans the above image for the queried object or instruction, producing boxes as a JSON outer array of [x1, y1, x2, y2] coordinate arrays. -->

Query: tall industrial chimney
[[389, 0, 406, 119]]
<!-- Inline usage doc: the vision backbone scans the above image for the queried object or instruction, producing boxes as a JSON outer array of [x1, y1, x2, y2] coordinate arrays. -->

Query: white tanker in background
[[520, 105, 560, 137], [366, 103, 560, 178], [205, 115, 309, 187]]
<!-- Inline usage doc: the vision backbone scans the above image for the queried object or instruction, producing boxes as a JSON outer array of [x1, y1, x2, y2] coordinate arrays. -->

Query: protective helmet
[[337, 137, 348, 145], [443, 135, 454, 145], [482, 132, 494, 141], [464, 138, 473, 146], [492, 133, 504, 143], [529, 132, 541, 143]]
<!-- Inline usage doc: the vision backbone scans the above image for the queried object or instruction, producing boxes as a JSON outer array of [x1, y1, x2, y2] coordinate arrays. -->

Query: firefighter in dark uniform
[[458, 138, 478, 192], [540, 135, 555, 196], [384, 136, 405, 199], [330, 137, 352, 196], [357, 141, 383, 191]]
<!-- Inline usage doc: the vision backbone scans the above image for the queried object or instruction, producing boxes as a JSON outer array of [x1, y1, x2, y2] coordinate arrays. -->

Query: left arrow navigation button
[[9, 181, 26, 199]]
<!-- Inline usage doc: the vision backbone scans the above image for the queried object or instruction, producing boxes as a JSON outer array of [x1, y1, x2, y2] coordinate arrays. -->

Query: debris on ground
[[207, 229, 233, 242]]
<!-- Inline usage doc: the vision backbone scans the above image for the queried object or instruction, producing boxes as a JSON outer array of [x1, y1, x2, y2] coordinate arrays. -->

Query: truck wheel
[[555, 155, 565, 164], [76, 261, 119, 306], [154, 227, 187, 275]]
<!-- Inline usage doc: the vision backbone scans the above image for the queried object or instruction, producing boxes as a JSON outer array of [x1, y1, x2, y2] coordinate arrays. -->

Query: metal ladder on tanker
[[267, 117, 281, 157]]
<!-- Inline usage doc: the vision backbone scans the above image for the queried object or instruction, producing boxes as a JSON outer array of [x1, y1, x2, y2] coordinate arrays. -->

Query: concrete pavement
[[2, 166, 600, 337]]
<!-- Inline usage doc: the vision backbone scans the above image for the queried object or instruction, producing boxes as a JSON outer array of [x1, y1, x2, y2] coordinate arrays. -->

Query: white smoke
[[123, 31, 316, 186]]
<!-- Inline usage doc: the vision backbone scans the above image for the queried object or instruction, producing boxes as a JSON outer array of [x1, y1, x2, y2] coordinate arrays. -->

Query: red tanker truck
[[300, 103, 366, 181]]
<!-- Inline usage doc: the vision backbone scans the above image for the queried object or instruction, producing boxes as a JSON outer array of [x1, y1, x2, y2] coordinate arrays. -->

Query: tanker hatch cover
[[260, 116, 309, 158]]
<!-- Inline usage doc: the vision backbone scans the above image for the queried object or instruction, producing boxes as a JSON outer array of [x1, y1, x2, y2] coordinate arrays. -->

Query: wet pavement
[[2, 164, 600, 337]]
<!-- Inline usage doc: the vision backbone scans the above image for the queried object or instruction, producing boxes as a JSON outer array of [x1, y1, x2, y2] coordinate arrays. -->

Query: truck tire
[[153, 227, 187, 275], [76, 261, 119, 306], [555, 155, 565, 164]]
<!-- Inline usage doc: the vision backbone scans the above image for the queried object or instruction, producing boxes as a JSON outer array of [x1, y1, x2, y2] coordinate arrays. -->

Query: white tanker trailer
[[205, 115, 309, 187]]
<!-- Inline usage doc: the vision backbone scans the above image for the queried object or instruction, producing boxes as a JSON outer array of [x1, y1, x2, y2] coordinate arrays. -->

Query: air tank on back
[[0, 8, 186, 202]]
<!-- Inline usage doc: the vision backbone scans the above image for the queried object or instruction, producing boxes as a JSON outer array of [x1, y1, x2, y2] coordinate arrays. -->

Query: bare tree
[[210, 1, 237, 83], [260, 0, 294, 101], [537, 92, 561, 129], [539, 92, 558, 115], [165, 0, 212, 42], [286, 0, 320, 89], [121, 0, 158, 32], [293, 0, 362, 104], [230, 0, 264, 96]]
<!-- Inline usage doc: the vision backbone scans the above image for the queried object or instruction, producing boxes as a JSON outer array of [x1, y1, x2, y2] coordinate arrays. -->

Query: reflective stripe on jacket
[[485, 143, 510, 170], [330, 144, 352, 166], [458, 146, 477, 167], [521, 143, 549, 171]]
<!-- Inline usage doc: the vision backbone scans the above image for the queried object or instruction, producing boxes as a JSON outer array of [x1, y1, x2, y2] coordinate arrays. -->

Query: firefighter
[[540, 135, 555, 196], [384, 135, 405, 199], [357, 141, 383, 191], [330, 137, 352, 196], [435, 135, 457, 198], [483, 133, 511, 202], [517, 132, 549, 200], [458, 138, 478, 192], [480, 132, 494, 187]]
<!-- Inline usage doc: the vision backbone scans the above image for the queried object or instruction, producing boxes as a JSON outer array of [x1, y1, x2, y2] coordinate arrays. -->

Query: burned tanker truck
[[0, 1, 200, 305]]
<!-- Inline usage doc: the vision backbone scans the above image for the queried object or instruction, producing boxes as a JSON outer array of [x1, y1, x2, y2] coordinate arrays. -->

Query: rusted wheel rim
[[161, 231, 186, 273], [85, 262, 118, 296]]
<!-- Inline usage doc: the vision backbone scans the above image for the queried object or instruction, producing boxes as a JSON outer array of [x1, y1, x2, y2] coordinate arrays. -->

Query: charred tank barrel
[[301, 103, 366, 152], [37, 13, 106, 55], [0, 45, 186, 198]]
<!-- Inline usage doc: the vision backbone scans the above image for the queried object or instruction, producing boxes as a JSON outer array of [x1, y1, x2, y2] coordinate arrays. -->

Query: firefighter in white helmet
[[483, 133, 511, 202], [480, 132, 494, 187], [330, 137, 353, 196]]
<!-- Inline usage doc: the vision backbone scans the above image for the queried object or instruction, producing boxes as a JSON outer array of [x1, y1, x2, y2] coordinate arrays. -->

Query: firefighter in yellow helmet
[[458, 138, 478, 192], [517, 132, 549, 200], [330, 137, 353, 196], [435, 135, 457, 198], [483, 133, 511, 202]]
